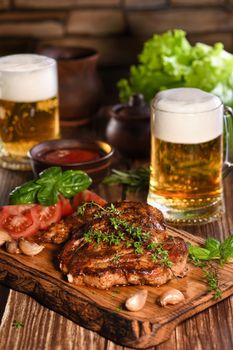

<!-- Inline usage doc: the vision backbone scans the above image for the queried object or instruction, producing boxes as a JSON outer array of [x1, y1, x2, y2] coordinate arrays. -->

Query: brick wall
[[0, 0, 232, 101], [0, 0, 233, 64]]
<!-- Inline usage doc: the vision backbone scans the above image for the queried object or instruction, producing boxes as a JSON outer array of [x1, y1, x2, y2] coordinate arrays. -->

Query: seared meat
[[33, 214, 83, 244], [33, 200, 166, 244], [59, 201, 188, 289]]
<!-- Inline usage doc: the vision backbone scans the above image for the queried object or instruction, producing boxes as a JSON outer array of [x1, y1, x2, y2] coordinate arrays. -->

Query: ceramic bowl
[[28, 139, 114, 183]]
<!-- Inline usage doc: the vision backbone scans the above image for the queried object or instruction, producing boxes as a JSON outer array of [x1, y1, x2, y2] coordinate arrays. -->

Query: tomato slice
[[37, 202, 62, 230], [72, 190, 107, 209], [59, 196, 74, 217], [0, 191, 105, 240], [0, 204, 35, 217], [0, 205, 39, 239]]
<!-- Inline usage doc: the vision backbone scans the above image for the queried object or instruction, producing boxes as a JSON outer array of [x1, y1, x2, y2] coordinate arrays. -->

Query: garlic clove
[[5, 240, 20, 254], [67, 273, 74, 283], [158, 288, 185, 307], [125, 289, 148, 312], [0, 229, 12, 246], [18, 238, 44, 256]]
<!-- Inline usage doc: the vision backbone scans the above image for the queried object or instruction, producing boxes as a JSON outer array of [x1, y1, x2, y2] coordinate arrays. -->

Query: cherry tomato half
[[72, 190, 107, 208], [59, 196, 74, 217]]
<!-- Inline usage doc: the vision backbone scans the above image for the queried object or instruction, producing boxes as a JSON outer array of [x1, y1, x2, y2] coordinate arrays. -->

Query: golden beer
[[0, 54, 60, 170], [147, 88, 224, 223]]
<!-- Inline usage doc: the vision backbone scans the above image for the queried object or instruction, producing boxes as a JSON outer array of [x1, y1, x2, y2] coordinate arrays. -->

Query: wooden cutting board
[[0, 226, 232, 349]]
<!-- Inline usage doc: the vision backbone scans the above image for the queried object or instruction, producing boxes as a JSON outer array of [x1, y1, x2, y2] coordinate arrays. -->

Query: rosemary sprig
[[103, 167, 150, 192]]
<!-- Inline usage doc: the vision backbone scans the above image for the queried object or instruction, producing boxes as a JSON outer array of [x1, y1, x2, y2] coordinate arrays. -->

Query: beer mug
[[0, 54, 60, 170], [147, 88, 233, 224]]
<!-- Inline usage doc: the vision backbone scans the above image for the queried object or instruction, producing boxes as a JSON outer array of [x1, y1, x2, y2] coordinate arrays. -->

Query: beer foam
[[152, 88, 223, 144], [0, 54, 58, 102]]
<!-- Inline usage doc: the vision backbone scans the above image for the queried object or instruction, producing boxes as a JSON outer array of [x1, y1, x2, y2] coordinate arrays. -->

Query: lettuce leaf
[[117, 30, 233, 109]]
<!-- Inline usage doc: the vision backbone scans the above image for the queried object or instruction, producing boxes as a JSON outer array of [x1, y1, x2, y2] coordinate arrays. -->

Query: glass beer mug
[[147, 88, 233, 224], [0, 54, 60, 170]]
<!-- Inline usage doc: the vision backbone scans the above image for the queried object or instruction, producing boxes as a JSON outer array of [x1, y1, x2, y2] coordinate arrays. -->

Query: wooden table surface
[[0, 129, 232, 350]]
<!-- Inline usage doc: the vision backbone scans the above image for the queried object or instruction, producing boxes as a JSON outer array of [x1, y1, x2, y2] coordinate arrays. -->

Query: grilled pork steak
[[33, 214, 83, 244], [59, 201, 188, 289], [34, 200, 166, 244]]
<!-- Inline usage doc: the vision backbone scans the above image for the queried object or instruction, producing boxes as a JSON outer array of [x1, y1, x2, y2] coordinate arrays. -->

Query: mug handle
[[223, 106, 233, 178]]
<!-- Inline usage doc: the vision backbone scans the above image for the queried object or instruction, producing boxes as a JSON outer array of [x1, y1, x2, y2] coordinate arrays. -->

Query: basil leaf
[[57, 170, 92, 198], [39, 166, 62, 178], [9, 180, 40, 204], [220, 235, 233, 261], [36, 166, 62, 185], [205, 238, 221, 259], [8, 167, 92, 205], [188, 245, 210, 260], [37, 184, 59, 206]]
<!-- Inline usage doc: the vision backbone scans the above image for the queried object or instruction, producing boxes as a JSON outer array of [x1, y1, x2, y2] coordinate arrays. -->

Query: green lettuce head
[[117, 29, 233, 108]]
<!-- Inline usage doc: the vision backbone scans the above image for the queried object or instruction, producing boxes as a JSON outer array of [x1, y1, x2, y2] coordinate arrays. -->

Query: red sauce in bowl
[[42, 148, 100, 164]]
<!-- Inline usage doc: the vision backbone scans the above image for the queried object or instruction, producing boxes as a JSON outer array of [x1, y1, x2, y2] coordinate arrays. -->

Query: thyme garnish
[[189, 255, 222, 300], [188, 235, 233, 299], [151, 246, 173, 268], [77, 201, 120, 218], [111, 254, 122, 263], [204, 266, 222, 300], [78, 202, 172, 268]]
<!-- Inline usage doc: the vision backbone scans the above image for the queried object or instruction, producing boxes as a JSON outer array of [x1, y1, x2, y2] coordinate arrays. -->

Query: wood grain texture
[[0, 227, 232, 348], [0, 166, 233, 350]]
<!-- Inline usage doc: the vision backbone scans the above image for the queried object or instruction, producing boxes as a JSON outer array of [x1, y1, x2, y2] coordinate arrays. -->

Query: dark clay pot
[[106, 94, 150, 157], [37, 46, 103, 126]]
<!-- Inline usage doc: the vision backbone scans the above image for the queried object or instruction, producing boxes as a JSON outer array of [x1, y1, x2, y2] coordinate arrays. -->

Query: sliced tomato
[[0, 191, 105, 240], [72, 190, 107, 209], [0, 205, 39, 239], [0, 204, 35, 217], [37, 202, 62, 230], [59, 196, 74, 217]]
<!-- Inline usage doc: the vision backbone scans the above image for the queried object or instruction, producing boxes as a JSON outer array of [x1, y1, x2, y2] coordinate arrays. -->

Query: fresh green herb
[[77, 202, 90, 216], [203, 266, 222, 300], [81, 202, 172, 268], [77, 201, 120, 218], [219, 235, 233, 264], [103, 167, 150, 192], [12, 320, 24, 329], [188, 235, 233, 299], [188, 246, 211, 261], [111, 254, 122, 264], [9, 166, 92, 206], [151, 246, 173, 268], [188, 235, 233, 264]]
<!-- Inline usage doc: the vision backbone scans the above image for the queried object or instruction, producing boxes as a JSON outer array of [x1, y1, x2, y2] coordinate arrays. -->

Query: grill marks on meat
[[59, 201, 188, 289], [33, 214, 83, 244], [33, 201, 166, 245], [73, 201, 166, 242], [60, 236, 188, 289]]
